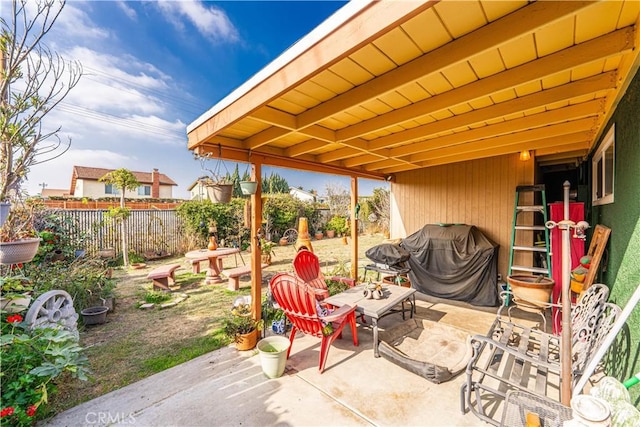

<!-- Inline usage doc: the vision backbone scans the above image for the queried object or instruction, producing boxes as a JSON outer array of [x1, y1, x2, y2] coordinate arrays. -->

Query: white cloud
[[116, 1, 138, 20], [155, 1, 239, 44], [55, 2, 111, 41]]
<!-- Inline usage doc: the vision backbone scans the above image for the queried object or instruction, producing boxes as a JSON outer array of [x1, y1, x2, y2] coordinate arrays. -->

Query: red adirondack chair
[[268, 273, 359, 373], [292, 249, 355, 301]]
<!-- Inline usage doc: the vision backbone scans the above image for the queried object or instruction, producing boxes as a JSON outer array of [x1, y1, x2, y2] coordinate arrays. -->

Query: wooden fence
[[49, 209, 189, 258]]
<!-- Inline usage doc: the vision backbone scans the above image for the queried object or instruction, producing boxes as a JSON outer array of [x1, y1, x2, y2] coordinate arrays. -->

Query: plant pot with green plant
[[0, 201, 42, 265], [260, 239, 276, 265], [223, 302, 263, 350]]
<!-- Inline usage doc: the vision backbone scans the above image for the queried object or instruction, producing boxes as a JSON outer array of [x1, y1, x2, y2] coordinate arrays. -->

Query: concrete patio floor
[[44, 294, 542, 427]]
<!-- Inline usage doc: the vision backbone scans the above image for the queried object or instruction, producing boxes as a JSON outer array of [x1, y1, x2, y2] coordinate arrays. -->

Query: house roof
[[186, 0, 640, 179], [70, 166, 177, 195]]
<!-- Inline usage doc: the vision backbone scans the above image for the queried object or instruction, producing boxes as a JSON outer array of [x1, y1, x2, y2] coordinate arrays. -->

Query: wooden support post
[[351, 176, 358, 281], [250, 161, 262, 322]]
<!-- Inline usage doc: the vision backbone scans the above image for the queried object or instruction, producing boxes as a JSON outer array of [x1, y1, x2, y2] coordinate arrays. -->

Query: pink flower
[[26, 405, 37, 417], [1, 407, 15, 417], [6, 314, 23, 323]]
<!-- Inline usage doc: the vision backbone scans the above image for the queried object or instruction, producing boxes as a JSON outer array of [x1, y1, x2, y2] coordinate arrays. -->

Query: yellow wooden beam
[[336, 28, 633, 142], [390, 100, 601, 159], [296, 1, 595, 129], [366, 72, 616, 150]]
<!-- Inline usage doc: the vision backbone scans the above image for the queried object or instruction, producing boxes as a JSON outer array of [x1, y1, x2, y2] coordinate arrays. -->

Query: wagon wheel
[[282, 228, 298, 244], [25, 290, 79, 340]]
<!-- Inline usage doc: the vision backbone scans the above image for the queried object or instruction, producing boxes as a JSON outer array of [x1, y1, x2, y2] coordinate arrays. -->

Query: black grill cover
[[365, 243, 411, 268], [401, 224, 499, 307]]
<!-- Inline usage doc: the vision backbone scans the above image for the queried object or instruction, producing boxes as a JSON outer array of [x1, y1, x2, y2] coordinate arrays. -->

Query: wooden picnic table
[[185, 247, 240, 284]]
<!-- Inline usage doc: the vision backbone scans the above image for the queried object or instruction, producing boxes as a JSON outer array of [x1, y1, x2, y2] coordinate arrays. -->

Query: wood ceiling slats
[[433, 0, 488, 38], [365, 73, 609, 150], [328, 58, 374, 86], [575, 2, 623, 43], [373, 27, 423, 66], [410, 118, 596, 163], [296, 1, 594, 132], [535, 17, 575, 57], [401, 8, 452, 53], [188, 1, 639, 179]]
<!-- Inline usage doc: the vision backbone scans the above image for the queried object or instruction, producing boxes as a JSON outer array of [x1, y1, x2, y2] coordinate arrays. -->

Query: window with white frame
[[105, 184, 120, 195], [592, 125, 615, 205], [138, 185, 151, 196]]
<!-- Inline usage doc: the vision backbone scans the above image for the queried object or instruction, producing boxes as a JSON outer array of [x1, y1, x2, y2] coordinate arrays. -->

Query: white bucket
[[257, 336, 291, 378]]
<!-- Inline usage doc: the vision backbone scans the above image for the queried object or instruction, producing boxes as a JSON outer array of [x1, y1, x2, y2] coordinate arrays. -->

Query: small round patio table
[[185, 247, 240, 284]]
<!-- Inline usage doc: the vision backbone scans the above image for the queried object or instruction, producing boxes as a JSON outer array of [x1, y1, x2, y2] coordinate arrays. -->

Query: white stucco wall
[[75, 179, 173, 199]]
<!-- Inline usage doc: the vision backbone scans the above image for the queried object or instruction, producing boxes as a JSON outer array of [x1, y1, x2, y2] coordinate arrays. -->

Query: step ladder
[[508, 185, 552, 280]]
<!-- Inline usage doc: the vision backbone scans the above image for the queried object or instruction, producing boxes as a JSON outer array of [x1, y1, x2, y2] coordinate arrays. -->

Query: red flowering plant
[[0, 313, 89, 426]]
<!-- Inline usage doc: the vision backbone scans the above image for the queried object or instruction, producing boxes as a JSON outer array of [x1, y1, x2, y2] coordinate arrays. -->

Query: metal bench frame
[[460, 283, 621, 426]]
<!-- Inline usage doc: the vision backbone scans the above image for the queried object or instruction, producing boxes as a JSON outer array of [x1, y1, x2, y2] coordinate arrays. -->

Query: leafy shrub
[[0, 314, 89, 426], [24, 258, 116, 311], [326, 216, 349, 235]]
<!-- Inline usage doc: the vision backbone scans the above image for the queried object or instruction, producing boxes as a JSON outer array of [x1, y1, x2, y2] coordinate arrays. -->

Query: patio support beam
[[389, 99, 603, 158], [297, 1, 596, 130], [250, 161, 262, 322], [409, 118, 596, 163], [335, 27, 633, 143], [350, 177, 358, 281], [366, 72, 617, 151], [379, 131, 591, 174]]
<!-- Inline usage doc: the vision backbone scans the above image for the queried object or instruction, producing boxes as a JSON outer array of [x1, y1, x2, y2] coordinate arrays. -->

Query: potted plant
[[200, 176, 234, 204], [326, 215, 348, 237], [0, 202, 42, 265], [260, 239, 276, 265], [223, 307, 263, 351], [0, 274, 34, 313]]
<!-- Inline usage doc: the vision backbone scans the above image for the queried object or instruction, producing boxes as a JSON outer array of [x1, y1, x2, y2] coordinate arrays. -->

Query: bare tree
[[324, 182, 350, 217], [1, 0, 83, 201]]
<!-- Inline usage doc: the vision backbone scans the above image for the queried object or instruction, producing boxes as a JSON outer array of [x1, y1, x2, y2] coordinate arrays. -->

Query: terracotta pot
[[326, 230, 335, 238], [315, 232, 323, 240], [235, 329, 258, 351], [507, 275, 554, 307], [279, 238, 288, 246]]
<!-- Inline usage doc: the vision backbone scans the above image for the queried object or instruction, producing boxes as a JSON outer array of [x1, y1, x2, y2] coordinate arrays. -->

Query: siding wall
[[391, 152, 535, 279]]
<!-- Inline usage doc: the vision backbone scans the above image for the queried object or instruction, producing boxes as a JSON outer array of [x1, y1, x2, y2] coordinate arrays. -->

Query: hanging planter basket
[[206, 183, 233, 203], [0, 238, 42, 265], [240, 181, 258, 195]]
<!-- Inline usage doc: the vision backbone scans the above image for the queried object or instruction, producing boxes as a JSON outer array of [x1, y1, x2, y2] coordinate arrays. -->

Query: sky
[[5, 0, 388, 199]]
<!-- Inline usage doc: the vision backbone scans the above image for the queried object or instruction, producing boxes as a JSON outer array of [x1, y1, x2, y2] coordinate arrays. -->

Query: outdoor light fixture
[[519, 150, 531, 161]]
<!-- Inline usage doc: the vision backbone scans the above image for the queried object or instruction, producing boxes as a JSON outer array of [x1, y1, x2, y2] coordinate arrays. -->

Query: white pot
[[257, 336, 291, 378]]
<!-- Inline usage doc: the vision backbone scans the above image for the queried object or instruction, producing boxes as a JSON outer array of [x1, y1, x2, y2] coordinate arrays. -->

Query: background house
[[187, 177, 209, 201], [289, 187, 317, 202], [70, 166, 177, 199]]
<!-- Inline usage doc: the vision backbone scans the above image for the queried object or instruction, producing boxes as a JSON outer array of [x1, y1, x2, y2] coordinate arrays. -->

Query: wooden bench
[[222, 264, 268, 291], [187, 254, 230, 273], [460, 283, 621, 425], [147, 264, 182, 291]]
